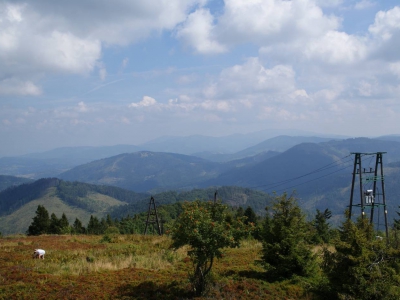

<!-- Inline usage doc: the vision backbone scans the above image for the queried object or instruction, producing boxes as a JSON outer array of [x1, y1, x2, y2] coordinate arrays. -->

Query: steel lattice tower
[[348, 152, 388, 239], [143, 196, 162, 235]]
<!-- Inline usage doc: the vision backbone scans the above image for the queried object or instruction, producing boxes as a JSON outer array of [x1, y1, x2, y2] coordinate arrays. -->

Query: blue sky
[[1, 0, 400, 156]]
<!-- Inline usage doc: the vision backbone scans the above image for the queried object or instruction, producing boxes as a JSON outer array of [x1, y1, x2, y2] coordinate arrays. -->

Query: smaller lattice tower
[[143, 196, 162, 235]]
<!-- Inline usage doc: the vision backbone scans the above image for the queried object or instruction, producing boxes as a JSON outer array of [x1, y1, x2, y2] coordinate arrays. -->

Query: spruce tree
[[244, 206, 257, 225], [49, 213, 61, 234], [87, 215, 102, 234], [322, 214, 400, 299], [72, 218, 85, 234], [312, 208, 332, 244], [260, 193, 316, 280], [27, 205, 50, 236], [59, 213, 70, 234]]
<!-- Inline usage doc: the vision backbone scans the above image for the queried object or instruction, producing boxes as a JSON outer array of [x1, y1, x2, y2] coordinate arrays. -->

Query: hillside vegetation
[[59, 152, 227, 192], [0, 179, 147, 235], [0, 179, 272, 235]]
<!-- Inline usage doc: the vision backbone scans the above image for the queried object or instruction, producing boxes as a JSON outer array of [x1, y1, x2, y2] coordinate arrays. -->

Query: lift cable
[[260, 164, 353, 194], [245, 154, 354, 191]]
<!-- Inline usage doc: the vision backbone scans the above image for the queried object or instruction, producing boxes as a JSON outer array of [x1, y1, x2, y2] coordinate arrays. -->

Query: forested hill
[[58, 151, 227, 192], [109, 186, 273, 220], [0, 178, 147, 217], [0, 175, 32, 192], [0, 177, 273, 234]]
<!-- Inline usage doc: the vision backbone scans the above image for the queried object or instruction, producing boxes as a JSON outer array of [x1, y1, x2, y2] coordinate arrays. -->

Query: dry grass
[[0, 234, 314, 299]]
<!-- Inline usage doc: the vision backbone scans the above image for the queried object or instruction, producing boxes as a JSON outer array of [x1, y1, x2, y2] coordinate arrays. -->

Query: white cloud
[[76, 102, 88, 112], [0, 78, 41, 96], [200, 100, 232, 112], [389, 62, 400, 78], [368, 6, 400, 61], [206, 57, 296, 99], [0, 0, 204, 96], [129, 96, 157, 108], [176, 8, 226, 54], [178, 0, 339, 52], [303, 31, 367, 64], [354, 0, 376, 10]]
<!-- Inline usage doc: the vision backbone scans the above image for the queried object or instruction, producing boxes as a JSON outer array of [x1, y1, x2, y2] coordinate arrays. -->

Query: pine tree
[[260, 193, 316, 280], [27, 205, 50, 236]]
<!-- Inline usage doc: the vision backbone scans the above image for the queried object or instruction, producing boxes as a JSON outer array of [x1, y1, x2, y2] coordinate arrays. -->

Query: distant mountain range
[[1, 134, 400, 234], [59, 152, 226, 192], [0, 133, 346, 179], [54, 137, 400, 222]]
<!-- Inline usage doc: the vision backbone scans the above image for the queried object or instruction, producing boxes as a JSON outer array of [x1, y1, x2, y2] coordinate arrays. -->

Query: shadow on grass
[[116, 280, 193, 300]]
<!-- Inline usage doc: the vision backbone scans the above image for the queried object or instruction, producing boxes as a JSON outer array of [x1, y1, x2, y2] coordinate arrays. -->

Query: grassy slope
[[0, 235, 312, 299], [0, 187, 128, 235]]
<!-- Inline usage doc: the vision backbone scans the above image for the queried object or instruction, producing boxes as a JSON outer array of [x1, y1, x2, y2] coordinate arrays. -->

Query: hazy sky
[[1, 0, 400, 156]]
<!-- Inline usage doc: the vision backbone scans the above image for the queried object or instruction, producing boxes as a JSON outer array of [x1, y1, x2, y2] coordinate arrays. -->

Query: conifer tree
[[322, 213, 400, 299], [260, 193, 316, 280], [27, 205, 50, 236], [87, 215, 102, 235], [72, 218, 85, 234], [312, 208, 332, 244], [49, 213, 61, 234], [244, 206, 257, 225], [59, 213, 70, 234]]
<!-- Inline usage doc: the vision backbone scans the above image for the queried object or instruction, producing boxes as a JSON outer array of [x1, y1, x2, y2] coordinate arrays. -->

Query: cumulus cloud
[[129, 96, 157, 108], [177, 0, 339, 52], [0, 0, 203, 96], [303, 31, 367, 64], [176, 8, 226, 54], [204, 57, 296, 99], [368, 6, 400, 61]]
